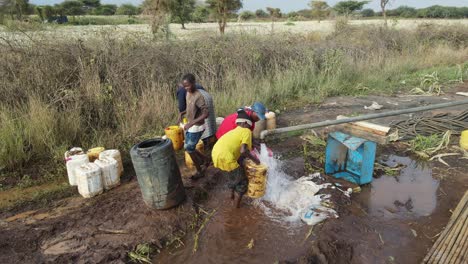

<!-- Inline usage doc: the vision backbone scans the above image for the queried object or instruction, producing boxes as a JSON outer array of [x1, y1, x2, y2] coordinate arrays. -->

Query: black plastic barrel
[[130, 138, 185, 209]]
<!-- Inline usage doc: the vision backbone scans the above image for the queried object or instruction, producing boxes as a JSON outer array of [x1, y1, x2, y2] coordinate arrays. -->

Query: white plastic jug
[[99, 149, 123, 177], [95, 157, 120, 190], [66, 154, 89, 186], [76, 163, 103, 198], [64, 147, 84, 160]]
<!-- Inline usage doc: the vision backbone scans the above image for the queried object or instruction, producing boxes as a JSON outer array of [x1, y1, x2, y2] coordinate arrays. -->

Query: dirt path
[[1, 88, 467, 263]]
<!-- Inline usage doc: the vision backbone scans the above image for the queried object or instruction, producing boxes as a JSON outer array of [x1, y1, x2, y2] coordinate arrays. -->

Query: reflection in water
[[369, 155, 439, 218]]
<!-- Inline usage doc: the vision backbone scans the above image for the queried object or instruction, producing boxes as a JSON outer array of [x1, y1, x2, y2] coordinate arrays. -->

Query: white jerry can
[[76, 163, 103, 198], [65, 154, 89, 186], [94, 157, 120, 190], [99, 149, 123, 177]]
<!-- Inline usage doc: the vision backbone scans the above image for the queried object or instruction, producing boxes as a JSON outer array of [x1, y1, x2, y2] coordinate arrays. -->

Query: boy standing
[[179, 74, 210, 179]]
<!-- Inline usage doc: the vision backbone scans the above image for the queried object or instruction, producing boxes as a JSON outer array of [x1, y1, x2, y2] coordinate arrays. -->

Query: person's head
[[249, 102, 266, 122], [236, 109, 253, 129], [182, 73, 196, 93]]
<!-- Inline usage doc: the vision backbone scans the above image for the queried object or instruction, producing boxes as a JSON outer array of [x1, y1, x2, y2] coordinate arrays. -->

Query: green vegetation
[[128, 243, 153, 263], [0, 23, 467, 187], [409, 131, 451, 158]]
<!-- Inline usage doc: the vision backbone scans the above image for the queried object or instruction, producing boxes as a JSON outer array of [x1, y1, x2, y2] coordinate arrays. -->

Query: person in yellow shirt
[[212, 110, 260, 208]]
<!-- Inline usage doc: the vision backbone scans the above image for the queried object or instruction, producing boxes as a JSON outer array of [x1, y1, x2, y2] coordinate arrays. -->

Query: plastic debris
[[364, 102, 384, 110], [300, 206, 338, 226]]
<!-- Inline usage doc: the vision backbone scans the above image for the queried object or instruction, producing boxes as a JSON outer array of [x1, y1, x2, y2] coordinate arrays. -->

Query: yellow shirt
[[212, 126, 252, 172]]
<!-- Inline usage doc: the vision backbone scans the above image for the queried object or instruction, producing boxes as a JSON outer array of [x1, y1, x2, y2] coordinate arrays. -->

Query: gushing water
[[255, 144, 334, 224]]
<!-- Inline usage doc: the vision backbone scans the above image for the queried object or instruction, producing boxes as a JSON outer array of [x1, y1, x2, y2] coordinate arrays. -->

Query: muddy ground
[[1, 88, 467, 264]]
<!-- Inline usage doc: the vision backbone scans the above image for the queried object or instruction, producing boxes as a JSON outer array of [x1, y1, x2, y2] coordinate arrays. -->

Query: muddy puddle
[[362, 155, 439, 218], [156, 189, 310, 263], [156, 146, 319, 263]]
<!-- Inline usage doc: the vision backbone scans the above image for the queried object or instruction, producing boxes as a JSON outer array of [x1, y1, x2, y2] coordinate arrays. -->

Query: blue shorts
[[184, 131, 204, 153]]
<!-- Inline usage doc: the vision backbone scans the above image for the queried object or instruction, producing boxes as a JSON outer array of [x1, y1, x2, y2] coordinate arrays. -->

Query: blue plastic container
[[325, 131, 377, 185]]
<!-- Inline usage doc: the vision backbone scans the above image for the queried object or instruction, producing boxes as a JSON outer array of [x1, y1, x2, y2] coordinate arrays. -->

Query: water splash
[[255, 144, 335, 224]]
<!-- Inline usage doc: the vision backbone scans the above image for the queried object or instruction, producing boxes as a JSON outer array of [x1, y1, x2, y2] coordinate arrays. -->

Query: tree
[[266, 7, 281, 20], [380, 0, 392, 27], [167, 0, 195, 29], [255, 9, 268, 18], [93, 4, 117, 15], [192, 5, 209, 22], [333, 1, 369, 16], [361, 8, 374, 17], [81, 0, 100, 8], [116, 4, 138, 16], [43, 5, 56, 21], [142, 0, 171, 34], [309, 0, 329, 23], [1, 0, 30, 20], [206, 0, 242, 34], [35, 6, 44, 21], [61, 0, 85, 18], [238, 10, 254, 21]]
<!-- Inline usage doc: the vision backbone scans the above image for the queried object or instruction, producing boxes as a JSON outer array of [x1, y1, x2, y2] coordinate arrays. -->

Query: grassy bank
[[0, 23, 467, 187]]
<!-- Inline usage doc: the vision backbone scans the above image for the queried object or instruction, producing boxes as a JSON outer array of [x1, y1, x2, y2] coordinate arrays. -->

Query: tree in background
[[116, 4, 138, 16], [142, 0, 171, 34], [1, 0, 31, 20], [255, 9, 268, 19], [43, 5, 56, 21], [309, 0, 329, 23], [238, 10, 254, 21], [206, 0, 242, 34], [266, 7, 281, 20], [334, 1, 369, 17], [297, 9, 313, 19], [361, 8, 374, 17], [81, 0, 100, 7], [168, 0, 195, 29], [380, 0, 391, 27], [61, 0, 85, 20], [35, 6, 44, 21], [93, 4, 117, 15], [192, 5, 209, 22]]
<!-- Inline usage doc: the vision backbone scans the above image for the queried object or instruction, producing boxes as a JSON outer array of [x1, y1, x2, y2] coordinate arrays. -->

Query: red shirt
[[216, 110, 256, 139]]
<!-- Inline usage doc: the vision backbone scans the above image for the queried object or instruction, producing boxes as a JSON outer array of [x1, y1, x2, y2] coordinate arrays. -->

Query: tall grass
[[0, 23, 467, 176]]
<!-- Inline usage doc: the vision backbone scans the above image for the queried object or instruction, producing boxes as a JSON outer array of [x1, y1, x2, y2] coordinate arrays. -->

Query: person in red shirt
[[216, 102, 267, 139]]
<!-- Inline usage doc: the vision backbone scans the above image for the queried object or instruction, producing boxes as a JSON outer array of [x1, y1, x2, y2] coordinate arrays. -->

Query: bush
[[361, 8, 374, 17], [239, 11, 255, 21], [255, 9, 268, 18]]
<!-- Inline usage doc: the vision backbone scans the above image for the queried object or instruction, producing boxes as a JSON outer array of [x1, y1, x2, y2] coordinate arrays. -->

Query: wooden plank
[[334, 124, 389, 145], [336, 115, 391, 136]]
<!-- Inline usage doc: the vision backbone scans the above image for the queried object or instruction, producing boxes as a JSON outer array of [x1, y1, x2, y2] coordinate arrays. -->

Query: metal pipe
[[260, 99, 468, 140]]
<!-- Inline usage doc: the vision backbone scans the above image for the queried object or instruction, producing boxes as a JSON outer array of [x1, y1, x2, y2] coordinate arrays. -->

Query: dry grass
[[0, 22, 467, 182]]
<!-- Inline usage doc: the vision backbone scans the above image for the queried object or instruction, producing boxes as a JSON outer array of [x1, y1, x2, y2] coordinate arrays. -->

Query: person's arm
[[241, 144, 260, 164], [178, 110, 186, 124]]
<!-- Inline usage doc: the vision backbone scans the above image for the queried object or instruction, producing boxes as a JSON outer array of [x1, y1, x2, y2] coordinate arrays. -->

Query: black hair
[[182, 73, 196, 84]]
